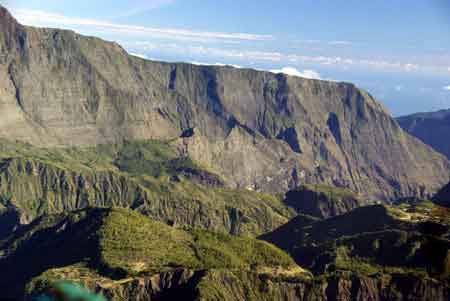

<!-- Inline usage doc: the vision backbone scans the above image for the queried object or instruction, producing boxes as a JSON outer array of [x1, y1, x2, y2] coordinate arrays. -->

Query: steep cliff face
[[397, 109, 450, 160], [28, 267, 450, 301], [0, 6, 448, 200], [194, 271, 449, 301]]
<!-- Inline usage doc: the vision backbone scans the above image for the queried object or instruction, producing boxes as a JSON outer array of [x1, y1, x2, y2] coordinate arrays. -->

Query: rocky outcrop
[[0, 6, 449, 200], [397, 109, 450, 160], [27, 269, 450, 301], [283, 184, 370, 219], [197, 271, 449, 301], [98, 269, 203, 301]]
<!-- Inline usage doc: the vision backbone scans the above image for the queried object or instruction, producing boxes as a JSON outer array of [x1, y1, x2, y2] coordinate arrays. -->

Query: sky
[[1, 0, 450, 116]]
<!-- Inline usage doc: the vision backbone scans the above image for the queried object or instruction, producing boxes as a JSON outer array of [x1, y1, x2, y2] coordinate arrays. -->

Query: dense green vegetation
[[0, 139, 294, 237], [0, 140, 448, 299], [93, 208, 295, 274], [2, 207, 297, 274], [296, 184, 359, 201], [0, 208, 302, 299], [0, 138, 196, 175], [98, 208, 296, 275]]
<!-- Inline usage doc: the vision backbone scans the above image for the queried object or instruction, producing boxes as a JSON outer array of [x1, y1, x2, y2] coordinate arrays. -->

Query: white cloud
[[394, 85, 403, 92], [189, 61, 242, 68], [190, 61, 209, 66], [270, 67, 321, 79], [297, 39, 355, 46], [129, 42, 284, 62], [215, 63, 242, 68], [346, 59, 420, 72], [12, 8, 273, 43], [129, 41, 425, 73], [443, 86, 450, 91], [113, 0, 175, 18], [189, 64, 320, 79], [129, 52, 149, 59], [297, 39, 322, 44], [404, 63, 419, 72], [11, 8, 443, 75], [328, 40, 352, 46]]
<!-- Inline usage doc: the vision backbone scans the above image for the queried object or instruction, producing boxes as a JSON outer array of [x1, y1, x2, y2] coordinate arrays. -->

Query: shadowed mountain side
[[260, 205, 450, 279], [283, 184, 371, 219], [434, 181, 450, 208]]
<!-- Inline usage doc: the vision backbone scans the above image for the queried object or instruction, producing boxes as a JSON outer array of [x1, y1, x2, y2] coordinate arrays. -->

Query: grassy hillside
[[0, 139, 294, 237], [0, 208, 306, 299], [97, 209, 296, 274]]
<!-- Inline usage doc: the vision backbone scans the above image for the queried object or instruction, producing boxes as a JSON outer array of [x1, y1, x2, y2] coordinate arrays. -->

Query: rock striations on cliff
[[0, 5, 449, 200]]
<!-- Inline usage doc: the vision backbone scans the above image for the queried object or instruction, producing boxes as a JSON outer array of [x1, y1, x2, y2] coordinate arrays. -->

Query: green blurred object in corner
[[36, 281, 106, 301]]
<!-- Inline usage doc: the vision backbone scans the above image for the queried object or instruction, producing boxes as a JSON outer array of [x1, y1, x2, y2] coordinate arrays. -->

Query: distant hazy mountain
[[397, 109, 450, 160]]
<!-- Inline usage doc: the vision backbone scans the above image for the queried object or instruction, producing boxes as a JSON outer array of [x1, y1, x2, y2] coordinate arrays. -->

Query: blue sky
[[2, 0, 450, 116]]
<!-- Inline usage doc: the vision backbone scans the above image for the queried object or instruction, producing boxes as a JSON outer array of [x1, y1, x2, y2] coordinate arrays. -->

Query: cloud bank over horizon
[[9, 7, 449, 77]]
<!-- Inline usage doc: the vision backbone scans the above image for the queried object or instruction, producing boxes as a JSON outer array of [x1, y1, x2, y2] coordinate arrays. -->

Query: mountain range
[[0, 5, 449, 301], [1, 6, 449, 201]]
